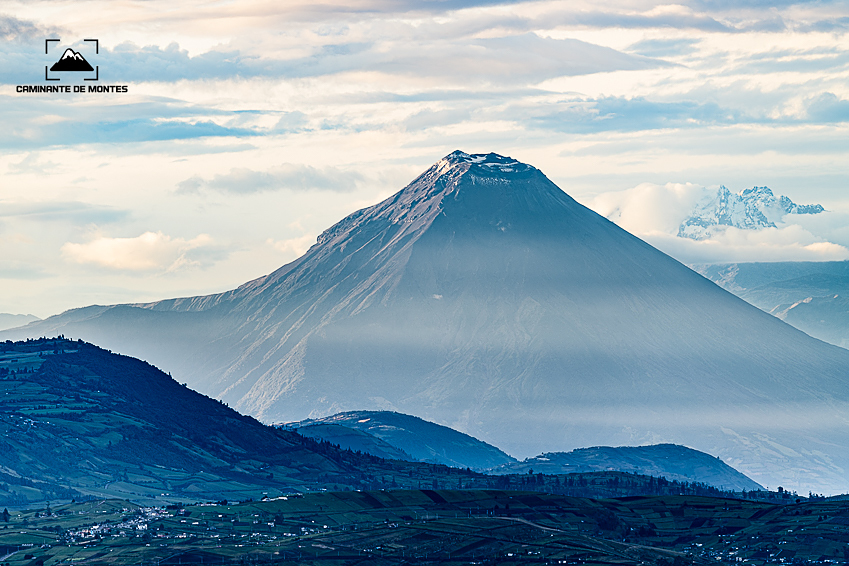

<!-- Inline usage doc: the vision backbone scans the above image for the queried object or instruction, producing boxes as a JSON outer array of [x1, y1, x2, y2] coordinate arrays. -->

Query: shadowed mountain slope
[[0, 313, 39, 331], [7, 152, 849, 493], [492, 444, 763, 492], [0, 337, 499, 505], [284, 410, 516, 470], [290, 423, 415, 462]]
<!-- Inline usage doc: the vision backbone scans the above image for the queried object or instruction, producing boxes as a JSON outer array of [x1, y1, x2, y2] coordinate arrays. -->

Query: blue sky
[[2, 0, 849, 316]]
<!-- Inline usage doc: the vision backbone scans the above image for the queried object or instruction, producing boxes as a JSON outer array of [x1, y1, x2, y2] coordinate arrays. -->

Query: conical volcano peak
[[309, 150, 558, 263], [440, 150, 536, 175], [10, 150, 849, 494]]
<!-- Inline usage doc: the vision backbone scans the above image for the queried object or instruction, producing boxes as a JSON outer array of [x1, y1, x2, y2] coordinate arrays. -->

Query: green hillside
[[0, 337, 782, 510], [0, 337, 486, 505]]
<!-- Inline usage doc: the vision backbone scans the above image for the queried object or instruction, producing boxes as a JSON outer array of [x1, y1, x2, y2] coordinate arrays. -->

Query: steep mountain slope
[[284, 411, 516, 470], [7, 151, 849, 493], [492, 444, 763, 491]]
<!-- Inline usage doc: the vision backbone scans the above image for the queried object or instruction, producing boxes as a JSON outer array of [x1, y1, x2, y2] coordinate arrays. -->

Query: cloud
[[807, 92, 849, 123], [0, 94, 264, 149], [267, 235, 316, 257], [736, 48, 849, 74], [45, 119, 259, 147], [497, 87, 849, 135], [644, 227, 849, 264], [0, 29, 667, 87], [588, 183, 849, 264], [7, 154, 61, 174], [0, 15, 54, 42], [562, 8, 733, 32], [176, 164, 362, 195], [801, 16, 849, 33], [511, 96, 736, 133], [591, 183, 708, 234], [626, 38, 701, 58], [0, 202, 129, 225], [372, 34, 668, 82], [61, 231, 215, 272], [689, 0, 827, 9]]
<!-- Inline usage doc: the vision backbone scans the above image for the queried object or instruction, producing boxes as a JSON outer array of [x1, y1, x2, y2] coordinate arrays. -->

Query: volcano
[[8, 151, 849, 493]]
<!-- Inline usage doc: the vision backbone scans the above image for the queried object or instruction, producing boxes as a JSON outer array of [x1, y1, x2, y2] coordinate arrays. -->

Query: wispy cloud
[[177, 164, 362, 195], [0, 202, 129, 225], [12, 32, 665, 85], [0, 95, 262, 148], [0, 14, 55, 42]]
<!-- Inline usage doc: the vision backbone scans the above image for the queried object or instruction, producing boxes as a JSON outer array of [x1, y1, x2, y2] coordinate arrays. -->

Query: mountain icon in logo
[[49, 48, 94, 72]]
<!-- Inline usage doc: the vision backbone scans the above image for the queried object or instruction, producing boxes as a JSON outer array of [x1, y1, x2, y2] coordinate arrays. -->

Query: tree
[[1, 509, 9, 522]]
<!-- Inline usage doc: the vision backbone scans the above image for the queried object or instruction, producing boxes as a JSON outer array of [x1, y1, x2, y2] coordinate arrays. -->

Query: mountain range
[[0, 313, 39, 332], [5, 151, 849, 494], [283, 411, 762, 491], [678, 185, 823, 240], [694, 261, 849, 349]]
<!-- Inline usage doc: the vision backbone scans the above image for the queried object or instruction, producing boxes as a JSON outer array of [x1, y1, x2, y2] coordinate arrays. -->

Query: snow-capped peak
[[440, 150, 535, 174], [678, 185, 823, 240]]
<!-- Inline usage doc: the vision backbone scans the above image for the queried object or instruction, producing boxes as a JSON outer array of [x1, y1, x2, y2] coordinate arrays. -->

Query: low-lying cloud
[[589, 183, 849, 263], [62, 231, 215, 272]]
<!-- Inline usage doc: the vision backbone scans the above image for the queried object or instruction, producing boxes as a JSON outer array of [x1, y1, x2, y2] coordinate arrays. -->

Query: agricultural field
[[0, 490, 847, 565]]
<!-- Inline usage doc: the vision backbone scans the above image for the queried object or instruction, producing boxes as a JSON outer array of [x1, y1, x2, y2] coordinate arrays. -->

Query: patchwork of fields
[[0, 490, 847, 565]]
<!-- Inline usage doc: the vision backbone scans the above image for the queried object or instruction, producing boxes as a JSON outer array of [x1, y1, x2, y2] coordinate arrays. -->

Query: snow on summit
[[442, 151, 533, 174], [679, 186, 824, 240]]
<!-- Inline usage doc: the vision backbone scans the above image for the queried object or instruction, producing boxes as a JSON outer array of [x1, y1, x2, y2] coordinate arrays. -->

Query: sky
[[2, 0, 849, 317]]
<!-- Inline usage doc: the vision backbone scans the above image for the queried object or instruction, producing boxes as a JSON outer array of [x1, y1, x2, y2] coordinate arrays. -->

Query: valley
[[0, 337, 764, 510], [1, 490, 847, 565]]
